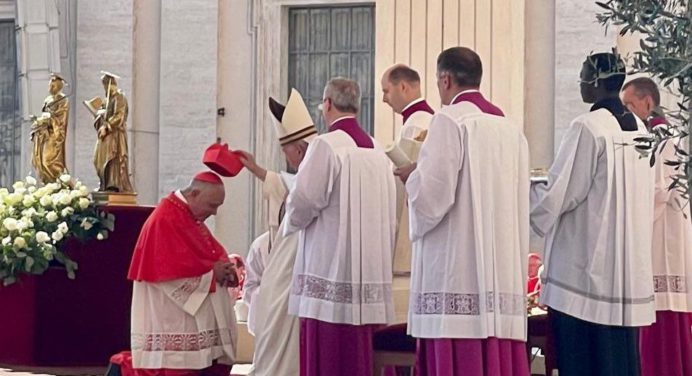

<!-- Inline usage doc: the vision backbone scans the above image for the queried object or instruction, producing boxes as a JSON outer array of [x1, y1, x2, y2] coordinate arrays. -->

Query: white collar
[[401, 98, 425, 113], [450, 89, 480, 104], [330, 115, 357, 126], [174, 190, 188, 203]]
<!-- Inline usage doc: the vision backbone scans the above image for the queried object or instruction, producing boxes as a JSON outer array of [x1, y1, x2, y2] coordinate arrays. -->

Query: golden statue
[[30, 73, 69, 184], [85, 71, 134, 193]]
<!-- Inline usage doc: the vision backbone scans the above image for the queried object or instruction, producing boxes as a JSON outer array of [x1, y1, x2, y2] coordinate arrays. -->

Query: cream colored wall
[[373, 0, 526, 144]]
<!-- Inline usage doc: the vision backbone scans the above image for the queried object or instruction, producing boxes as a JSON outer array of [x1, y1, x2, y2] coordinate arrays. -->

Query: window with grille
[[288, 5, 375, 135], [0, 21, 20, 187]]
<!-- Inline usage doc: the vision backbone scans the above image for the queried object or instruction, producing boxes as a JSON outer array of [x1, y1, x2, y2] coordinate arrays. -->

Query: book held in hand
[[385, 142, 412, 168], [83, 96, 104, 117]]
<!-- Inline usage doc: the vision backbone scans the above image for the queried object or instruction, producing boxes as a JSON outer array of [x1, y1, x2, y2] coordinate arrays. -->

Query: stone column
[[214, 0, 255, 252], [131, 0, 161, 204], [524, 0, 556, 169], [15, 0, 62, 180]]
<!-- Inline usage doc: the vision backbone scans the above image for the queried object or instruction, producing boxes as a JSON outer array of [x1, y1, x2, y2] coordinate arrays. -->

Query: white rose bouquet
[[0, 174, 115, 286]]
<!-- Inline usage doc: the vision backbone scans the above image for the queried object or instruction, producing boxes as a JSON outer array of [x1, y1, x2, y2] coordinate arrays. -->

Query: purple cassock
[[639, 311, 692, 376], [402, 99, 435, 123], [299, 115, 378, 376], [300, 319, 380, 376], [638, 119, 692, 376], [415, 91, 530, 376]]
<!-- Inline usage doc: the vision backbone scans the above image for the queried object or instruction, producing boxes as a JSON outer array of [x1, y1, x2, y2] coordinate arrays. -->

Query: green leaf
[[25, 256, 34, 272], [595, 2, 612, 10]]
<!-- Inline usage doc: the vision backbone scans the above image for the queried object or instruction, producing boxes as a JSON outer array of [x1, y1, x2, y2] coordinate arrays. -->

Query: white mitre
[[268, 88, 318, 145]]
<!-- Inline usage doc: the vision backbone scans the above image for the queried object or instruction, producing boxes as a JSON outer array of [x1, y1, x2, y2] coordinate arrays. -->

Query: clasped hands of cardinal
[[213, 260, 240, 288]]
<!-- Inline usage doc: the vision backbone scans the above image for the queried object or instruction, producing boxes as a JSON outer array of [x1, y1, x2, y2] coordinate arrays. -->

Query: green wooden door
[[288, 5, 375, 135]]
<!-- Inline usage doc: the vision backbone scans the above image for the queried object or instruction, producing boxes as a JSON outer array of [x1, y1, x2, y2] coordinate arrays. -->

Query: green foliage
[[597, 0, 691, 196]]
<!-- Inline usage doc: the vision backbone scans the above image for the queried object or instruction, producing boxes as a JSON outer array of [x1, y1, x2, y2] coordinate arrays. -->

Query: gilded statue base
[[92, 191, 138, 206]]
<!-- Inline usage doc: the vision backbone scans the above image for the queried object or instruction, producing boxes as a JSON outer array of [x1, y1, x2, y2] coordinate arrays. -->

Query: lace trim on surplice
[[132, 328, 233, 351], [654, 275, 687, 293], [412, 291, 525, 316], [170, 276, 202, 303], [292, 274, 392, 304]]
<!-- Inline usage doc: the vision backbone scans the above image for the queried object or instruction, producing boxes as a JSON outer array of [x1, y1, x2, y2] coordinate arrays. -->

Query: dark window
[[0, 21, 20, 186], [288, 5, 375, 134]]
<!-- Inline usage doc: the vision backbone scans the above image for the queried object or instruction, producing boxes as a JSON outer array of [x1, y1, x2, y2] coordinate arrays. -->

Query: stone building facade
[[0, 0, 619, 254]]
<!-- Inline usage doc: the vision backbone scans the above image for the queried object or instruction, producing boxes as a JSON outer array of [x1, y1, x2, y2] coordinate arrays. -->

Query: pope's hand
[[394, 162, 417, 184], [236, 150, 267, 181]]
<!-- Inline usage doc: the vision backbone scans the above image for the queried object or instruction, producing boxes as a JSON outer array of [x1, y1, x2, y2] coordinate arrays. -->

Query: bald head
[[381, 64, 423, 114], [182, 178, 226, 221]]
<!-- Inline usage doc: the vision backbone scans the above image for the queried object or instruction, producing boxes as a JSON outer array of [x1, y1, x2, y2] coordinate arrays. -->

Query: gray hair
[[323, 77, 361, 114]]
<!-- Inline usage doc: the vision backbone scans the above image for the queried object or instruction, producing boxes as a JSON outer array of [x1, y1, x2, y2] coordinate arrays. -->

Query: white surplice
[[263, 171, 295, 241], [393, 102, 434, 275], [406, 102, 529, 340], [285, 130, 397, 325], [651, 136, 692, 312], [250, 170, 300, 376], [131, 271, 237, 369], [530, 109, 656, 327], [244, 231, 270, 335]]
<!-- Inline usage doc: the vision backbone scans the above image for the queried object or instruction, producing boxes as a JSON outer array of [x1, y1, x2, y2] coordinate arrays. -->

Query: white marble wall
[[554, 0, 617, 150], [72, 0, 219, 203], [53, 0, 623, 256], [73, 0, 133, 190], [158, 0, 218, 200]]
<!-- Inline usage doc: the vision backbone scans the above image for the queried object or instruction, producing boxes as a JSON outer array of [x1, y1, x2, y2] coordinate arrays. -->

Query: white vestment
[[285, 130, 397, 325], [264, 171, 295, 241], [393, 102, 434, 274], [250, 170, 300, 376], [244, 231, 270, 335], [651, 137, 692, 312], [531, 109, 656, 327], [406, 102, 529, 340], [131, 271, 237, 369]]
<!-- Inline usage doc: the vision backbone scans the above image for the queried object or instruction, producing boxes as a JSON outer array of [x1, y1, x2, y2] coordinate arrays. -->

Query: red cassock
[[112, 192, 234, 376], [128, 193, 229, 286]]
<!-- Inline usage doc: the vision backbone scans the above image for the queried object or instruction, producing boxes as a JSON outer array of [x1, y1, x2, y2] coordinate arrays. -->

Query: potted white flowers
[[0, 174, 115, 286]]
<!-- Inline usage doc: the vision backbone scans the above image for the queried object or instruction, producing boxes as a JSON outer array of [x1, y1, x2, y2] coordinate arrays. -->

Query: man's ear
[[646, 96, 655, 113]]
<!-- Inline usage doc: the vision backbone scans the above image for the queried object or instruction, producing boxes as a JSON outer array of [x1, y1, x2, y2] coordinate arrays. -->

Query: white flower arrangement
[[0, 174, 115, 286]]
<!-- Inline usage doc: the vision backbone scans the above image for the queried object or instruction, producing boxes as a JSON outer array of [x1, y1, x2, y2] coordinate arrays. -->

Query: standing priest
[[284, 77, 397, 376], [621, 77, 692, 376], [381, 64, 435, 275], [395, 47, 530, 376], [381, 64, 434, 141], [531, 52, 655, 376]]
